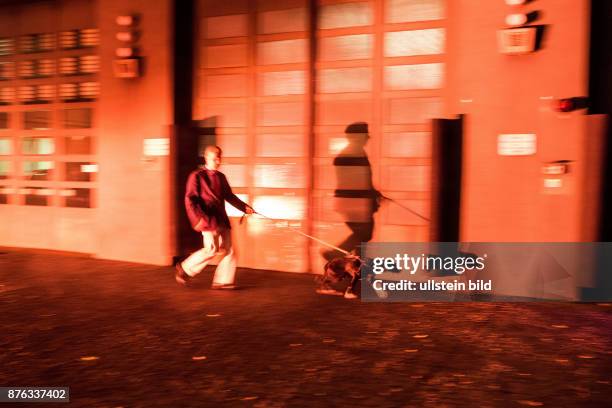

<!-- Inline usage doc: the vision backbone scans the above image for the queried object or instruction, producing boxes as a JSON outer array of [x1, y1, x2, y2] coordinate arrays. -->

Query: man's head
[[203, 145, 222, 171]]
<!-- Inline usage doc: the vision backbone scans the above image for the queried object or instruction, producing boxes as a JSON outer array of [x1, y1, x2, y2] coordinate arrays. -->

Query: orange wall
[[96, 0, 173, 264], [446, 0, 596, 241], [0, 0, 99, 253]]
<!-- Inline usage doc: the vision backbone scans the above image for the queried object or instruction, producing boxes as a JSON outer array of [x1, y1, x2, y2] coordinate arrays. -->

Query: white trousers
[[181, 229, 236, 285]]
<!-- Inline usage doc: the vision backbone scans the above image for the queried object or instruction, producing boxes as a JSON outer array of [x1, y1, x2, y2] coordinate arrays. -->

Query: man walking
[[175, 145, 253, 289]]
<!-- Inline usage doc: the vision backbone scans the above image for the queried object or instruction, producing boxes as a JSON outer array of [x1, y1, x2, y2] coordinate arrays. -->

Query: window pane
[[385, 63, 444, 90], [23, 160, 53, 180], [64, 188, 91, 208], [65, 162, 96, 182], [319, 34, 373, 61], [0, 88, 14, 105], [60, 57, 78, 75], [19, 33, 55, 53], [23, 187, 50, 206], [64, 135, 92, 154], [0, 62, 15, 80], [0, 112, 8, 128], [254, 164, 306, 188], [79, 82, 99, 100], [79, 29, 100, 47], [22, 137, 54, 155], [385, 0, 445, 23], [60, 31, 78, 49], [0, 38, 15, 56], [19, 61, 35, 78], [37, 59, 55, 77], [24, 111, 52, 130], [320, 2, 373, 29], [64, 108, 92, 128], [0, 160, 11, 179], [385, 29, 445, 57], [79, 55, 99, 74], [0, 138, 11, 154]]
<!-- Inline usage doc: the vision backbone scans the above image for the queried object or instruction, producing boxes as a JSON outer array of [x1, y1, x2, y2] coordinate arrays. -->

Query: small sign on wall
[[143, 138, 169, 156], [498, 133, 536, 156]]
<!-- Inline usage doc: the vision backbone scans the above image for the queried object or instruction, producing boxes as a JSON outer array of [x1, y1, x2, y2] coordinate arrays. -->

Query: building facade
[[0, 0, 608, 272]]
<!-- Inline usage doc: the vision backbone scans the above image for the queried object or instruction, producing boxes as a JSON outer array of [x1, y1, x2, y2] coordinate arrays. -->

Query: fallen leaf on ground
[[403, 349, 419, 353], [80, 356, 99, 361], [551, 324, 568, 329], [206, 314, 221, 317], [413, 334, 428, 339], [517, 400, 543, 406], [192, 356, 207, 361]]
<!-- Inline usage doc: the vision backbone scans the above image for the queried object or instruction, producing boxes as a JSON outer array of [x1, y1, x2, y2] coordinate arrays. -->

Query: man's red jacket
[[184, 168, 249, 232]]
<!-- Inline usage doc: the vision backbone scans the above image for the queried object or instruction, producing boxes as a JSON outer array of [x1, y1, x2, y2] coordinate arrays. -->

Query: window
[[0, 160, 11, 179], [59, 57, 78, 75], [60, 82, 99, 102], [0, 62, 15, 80], [37, 59, 55, 77], [19, 33, 55, 53], [59, 31, 78, 49], [64, 108, 92, 128], [0, 187, 8, 204], [22, 137, 54, 155], [60, 29, 99, 49], [0, 88, 14, 105], [60, 56, 99, 75], [0, 112, 8, 128], [24, 111, 52, 130], [0, 38, 15, 56], [0, 138, 13, 155], [319, 3, 373, 29], [23, 187, 50, 206], [64, 188, 92, 208], [385, 0, 445, 23], [19, 85, 55, 104], [79, 29, 100, 47], [79, 56, 99, 74], [23, 160, 53, 180], [65, 162, 96, 182]]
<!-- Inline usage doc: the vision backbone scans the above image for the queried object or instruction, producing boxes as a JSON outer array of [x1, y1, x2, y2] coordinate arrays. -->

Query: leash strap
[[245, 210, 350, 255], [380, 194, 430, 222]]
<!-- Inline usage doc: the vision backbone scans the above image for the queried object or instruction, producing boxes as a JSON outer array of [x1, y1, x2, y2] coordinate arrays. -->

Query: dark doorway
[[430, 116, 463, 242], [589, 0, 612, 241]]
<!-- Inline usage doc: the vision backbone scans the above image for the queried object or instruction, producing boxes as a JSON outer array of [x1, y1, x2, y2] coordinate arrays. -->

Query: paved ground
[[0, 248, 611, 408]]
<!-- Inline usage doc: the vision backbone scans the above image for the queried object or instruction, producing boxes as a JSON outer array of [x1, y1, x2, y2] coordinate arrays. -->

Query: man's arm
[[185, 171, 209, 228], [221, 174, 253, 214]]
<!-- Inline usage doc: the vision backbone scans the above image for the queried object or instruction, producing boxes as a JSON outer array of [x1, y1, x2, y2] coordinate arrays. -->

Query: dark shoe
[[211, 283, 236, 290], [175, 263, 191, 286]]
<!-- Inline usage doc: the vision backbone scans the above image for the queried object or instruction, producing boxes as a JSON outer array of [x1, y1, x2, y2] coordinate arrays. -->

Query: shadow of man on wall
[[322, 122, 381, 261]]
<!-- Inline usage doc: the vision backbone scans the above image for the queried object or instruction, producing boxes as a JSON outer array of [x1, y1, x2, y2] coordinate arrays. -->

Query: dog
[[316, 253, 362, 299]]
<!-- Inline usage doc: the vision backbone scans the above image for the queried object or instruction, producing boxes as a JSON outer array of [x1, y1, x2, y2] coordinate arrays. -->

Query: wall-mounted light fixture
[[498, 0, 542, 55], [113, 14, 141, 78]]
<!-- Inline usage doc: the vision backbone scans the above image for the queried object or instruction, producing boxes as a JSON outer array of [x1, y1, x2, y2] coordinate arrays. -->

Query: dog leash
[[379, 194, 430, 222], [240, 210, 351, 256], [239, 197, 428, 255]]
